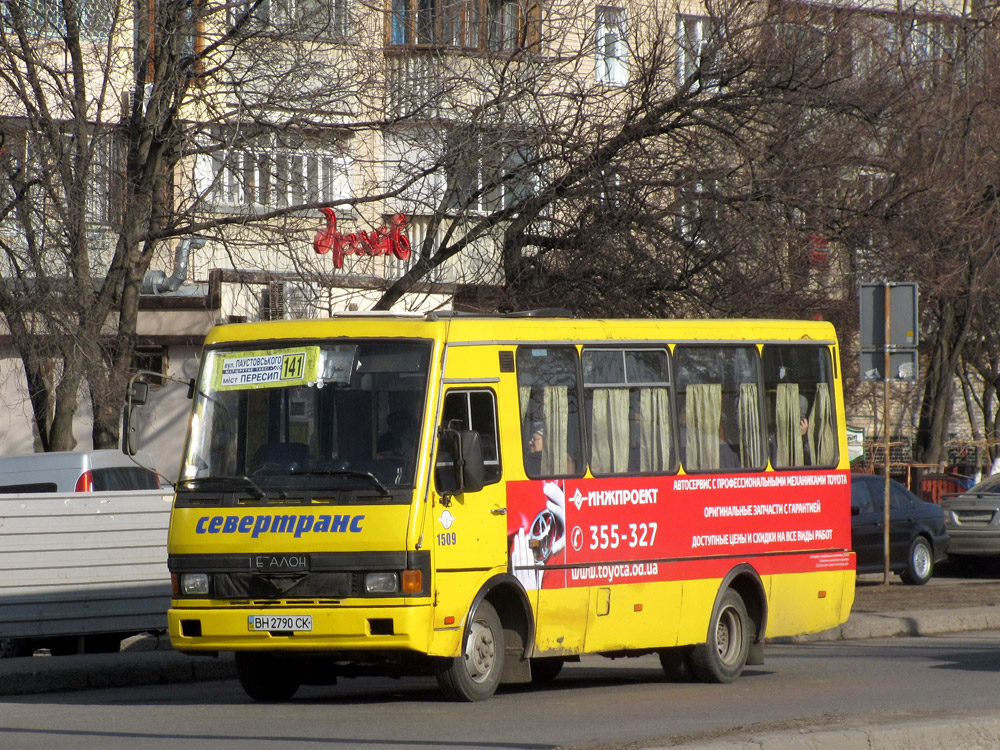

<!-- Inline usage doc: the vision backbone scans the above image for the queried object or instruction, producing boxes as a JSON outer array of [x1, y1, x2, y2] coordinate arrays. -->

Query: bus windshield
[[180, 340, 432, 492]]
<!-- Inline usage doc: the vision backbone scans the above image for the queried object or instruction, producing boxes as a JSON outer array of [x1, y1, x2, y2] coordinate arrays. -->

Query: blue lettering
[[272, 515, 295, 534], [198, 513, 366, 537], [252, 515, 271, 538], [330, 515, 349, 532], [294, 515, 314, 538]]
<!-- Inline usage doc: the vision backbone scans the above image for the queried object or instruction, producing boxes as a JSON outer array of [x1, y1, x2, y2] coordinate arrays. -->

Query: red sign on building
[[313, 208, 412, 269]]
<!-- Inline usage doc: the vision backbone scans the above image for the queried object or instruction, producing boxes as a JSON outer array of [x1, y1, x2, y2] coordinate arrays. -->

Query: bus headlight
[[181, 573, 210, 596], [365, 572, 399, 594]]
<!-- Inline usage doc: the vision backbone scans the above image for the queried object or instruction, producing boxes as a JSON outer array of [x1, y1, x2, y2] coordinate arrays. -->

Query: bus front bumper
[[168, 602, 433, 655]]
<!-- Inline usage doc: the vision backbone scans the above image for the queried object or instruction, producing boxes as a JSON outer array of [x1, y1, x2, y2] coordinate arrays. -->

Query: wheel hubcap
[[465, 618, 496, 683], [716, 606, 743, 666], [914, 544, 931, 578]]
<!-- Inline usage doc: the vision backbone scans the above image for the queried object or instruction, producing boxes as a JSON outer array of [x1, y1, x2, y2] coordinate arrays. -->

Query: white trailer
[[0, 489, 172, 656]]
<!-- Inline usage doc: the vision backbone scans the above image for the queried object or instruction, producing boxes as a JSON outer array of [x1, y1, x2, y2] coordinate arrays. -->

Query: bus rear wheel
[[689, 589, 750, 684], [235, 652, 300, 702], [436, 600, 504, 701]]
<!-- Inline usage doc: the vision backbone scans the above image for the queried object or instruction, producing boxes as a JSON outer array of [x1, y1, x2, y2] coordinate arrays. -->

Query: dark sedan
[[850, 473, 949, 585], [941, 474, 1000, 558]]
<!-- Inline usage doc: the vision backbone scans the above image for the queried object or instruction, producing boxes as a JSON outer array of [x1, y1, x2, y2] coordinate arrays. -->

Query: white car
[[0, 449, 159, 493]]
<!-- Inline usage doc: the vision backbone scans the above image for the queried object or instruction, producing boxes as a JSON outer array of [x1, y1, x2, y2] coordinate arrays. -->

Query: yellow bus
[[166, 312, 855, 701]]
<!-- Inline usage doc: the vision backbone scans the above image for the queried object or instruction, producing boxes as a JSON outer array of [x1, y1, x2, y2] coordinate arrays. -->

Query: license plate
[[248, 614, 313, 632]]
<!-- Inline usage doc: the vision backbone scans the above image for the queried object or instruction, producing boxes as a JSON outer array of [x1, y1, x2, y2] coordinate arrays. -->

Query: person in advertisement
[[509, 481, 566, 590]]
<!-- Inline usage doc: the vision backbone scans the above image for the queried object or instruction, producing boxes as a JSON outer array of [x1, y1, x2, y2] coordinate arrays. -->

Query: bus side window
[[763, 345, 839, 469], [441, 389, 502, 484], [583, 347, 674, 476], [674, 346, 763, 473], [516, 346, 584, 478]]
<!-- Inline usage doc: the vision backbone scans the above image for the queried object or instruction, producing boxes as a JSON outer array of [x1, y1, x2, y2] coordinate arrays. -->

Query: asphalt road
[[4, 631, 1000, 750]]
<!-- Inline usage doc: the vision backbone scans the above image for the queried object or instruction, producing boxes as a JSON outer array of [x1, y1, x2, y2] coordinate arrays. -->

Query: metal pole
[[883, 283, 892, 586]]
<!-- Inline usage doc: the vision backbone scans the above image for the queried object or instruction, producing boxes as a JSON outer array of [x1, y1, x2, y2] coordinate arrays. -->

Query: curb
[[773, 606, 1000, 643], [0, 647, 235, 697], [647, 714, 1000, 749]]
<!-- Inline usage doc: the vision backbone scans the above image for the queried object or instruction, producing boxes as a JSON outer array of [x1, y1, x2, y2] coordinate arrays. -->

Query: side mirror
[[129, 381, 149, 406], [435, 428, 485, 497], [124, 381, 149, 456]]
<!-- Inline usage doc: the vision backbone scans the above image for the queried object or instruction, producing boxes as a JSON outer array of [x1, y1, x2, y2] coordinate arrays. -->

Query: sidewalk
[[2, 601, 998, 698]]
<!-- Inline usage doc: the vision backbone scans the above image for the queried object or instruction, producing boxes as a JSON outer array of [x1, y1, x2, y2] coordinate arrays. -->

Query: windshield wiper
[[180, 475, 269, 501], [305, 469, 392, 496]]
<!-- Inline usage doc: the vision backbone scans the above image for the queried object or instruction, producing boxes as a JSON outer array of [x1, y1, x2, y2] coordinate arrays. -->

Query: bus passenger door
[[432, 389, 508, 592]]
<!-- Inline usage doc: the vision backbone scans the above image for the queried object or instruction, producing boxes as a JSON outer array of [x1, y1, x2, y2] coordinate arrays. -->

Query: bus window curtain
[[519, 386, 531, 422], [639, 387, 671, 472], [542, 386, 569, 475], [810, 383, 837, 465], [738, 382, 763, 468], [686, 383, 721, 471], [775, 382, 803, 466], [591, 388, 629, 474]]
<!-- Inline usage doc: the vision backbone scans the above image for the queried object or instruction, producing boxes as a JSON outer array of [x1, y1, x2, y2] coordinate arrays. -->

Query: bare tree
[[0, 0, 390, 449]]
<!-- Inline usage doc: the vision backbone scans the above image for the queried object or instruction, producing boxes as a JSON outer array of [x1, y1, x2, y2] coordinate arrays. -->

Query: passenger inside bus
[[524, 425, 544, 476], [799, 395, 813, 466], [377, 409, 417, 459]]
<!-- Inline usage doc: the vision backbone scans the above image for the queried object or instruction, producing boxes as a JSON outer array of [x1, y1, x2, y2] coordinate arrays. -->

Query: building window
[[0, 129, 120, 236], [231, 0, 350, 38], [132, 347, 169, 389], [390, 0, 540, 51], [488, 0, 540, 52], [595, 6, 626, 85], [3, 0, 114, 38], [676, 14, 717, 87], [196, 133, 352, 210], [676, 178, 718, 244], [445, 131, 536, 212]]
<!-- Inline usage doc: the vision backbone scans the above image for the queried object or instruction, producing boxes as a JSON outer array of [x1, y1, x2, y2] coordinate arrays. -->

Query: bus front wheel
[[235, 652, 300, 702], [689, 589, 750, 684], [436, 600, 504, 701]]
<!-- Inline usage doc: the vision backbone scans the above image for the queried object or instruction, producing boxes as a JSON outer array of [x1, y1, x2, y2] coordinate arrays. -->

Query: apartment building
[[0, 0, 986, 469]]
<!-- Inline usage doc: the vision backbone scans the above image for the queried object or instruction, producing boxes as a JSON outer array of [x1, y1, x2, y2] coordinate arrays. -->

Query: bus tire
[[235, 652, 300, 702], [689, 589, 750, 684], [436, 600, 504, 701], [530, 657, 564, 683], [901, 537, 933, 586]]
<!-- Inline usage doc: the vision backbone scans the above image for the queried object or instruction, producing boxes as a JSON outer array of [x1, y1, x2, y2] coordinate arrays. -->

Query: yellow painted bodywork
[[168, 315, 856, 663]]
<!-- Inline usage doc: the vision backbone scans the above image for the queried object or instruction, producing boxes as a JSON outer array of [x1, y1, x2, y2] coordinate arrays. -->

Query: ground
[[853, 559, 1000, 612]]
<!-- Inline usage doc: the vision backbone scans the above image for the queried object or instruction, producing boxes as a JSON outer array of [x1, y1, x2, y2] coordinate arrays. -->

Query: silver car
[[941, 474, 1000, 557]]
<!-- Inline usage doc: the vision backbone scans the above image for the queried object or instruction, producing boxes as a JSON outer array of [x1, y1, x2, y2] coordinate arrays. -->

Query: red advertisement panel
[[506, 471, 852, 590]]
